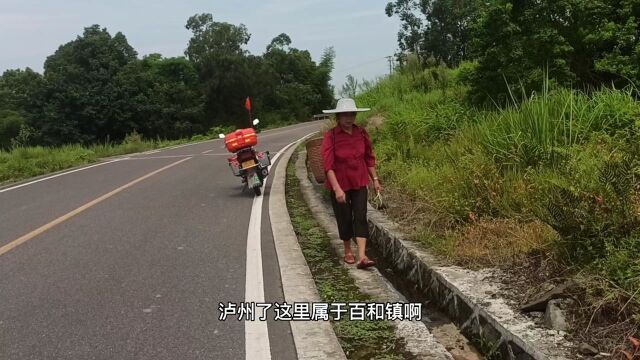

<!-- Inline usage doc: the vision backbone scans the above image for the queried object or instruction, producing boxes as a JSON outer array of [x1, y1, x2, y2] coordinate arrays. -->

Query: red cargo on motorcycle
[[219, 119, 271, 196]]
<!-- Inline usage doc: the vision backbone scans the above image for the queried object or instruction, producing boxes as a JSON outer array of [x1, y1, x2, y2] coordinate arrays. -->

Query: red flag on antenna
[[245, 97, 252, 112]]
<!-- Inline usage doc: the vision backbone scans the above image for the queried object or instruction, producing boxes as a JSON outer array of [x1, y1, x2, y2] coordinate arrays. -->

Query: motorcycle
[[219, 119, 271, 196]]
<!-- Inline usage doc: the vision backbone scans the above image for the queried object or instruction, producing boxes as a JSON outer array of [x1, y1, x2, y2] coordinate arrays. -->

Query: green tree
[[314, 47, 336, 111], [469, 0, 640, 104], [340, 75, 359, 98], [260, 36, 335, 122], [385, 0, 426, 56], [185, 13, 253, 127], [116, 55, 205, 139], [266, 33, 292, 52], [0, 68, 45, 114], [386, 0, 483, 67], [38, 25, 138, 145], [580, 0, 640, 87], [0, 110, 25, 149]]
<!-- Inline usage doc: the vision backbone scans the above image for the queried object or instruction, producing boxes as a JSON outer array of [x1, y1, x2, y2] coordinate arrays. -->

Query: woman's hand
[[373, 179, 383, 193], [335, 188, 347, 204]]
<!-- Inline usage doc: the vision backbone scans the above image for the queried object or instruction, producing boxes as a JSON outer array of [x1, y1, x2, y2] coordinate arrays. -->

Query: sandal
[[344, 254, 356, 264], [357, 258, 376, 269]]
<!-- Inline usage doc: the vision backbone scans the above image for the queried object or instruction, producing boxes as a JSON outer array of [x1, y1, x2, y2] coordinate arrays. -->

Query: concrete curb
[[269, 143, 347, 360], [295, 150, 454, 360], [365, 208, 573, 360]]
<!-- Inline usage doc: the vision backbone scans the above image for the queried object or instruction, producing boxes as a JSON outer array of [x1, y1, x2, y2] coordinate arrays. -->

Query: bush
[[0, 110, 25, 149], [361, 70, 640, 306], [207, 125, 235, 137], [534, 136, 640, 265], [452, 61, 478, 85]]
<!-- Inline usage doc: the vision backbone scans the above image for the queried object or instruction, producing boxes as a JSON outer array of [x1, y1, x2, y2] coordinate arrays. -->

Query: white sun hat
[[322, 98, 370, 114]]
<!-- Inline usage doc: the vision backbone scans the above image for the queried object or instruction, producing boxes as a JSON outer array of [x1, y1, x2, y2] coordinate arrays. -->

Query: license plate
[[241, 160, 256, 168]]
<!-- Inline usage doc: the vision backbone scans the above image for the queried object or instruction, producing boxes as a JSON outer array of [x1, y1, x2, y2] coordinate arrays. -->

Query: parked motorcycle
[[219, 119, 271, 196]]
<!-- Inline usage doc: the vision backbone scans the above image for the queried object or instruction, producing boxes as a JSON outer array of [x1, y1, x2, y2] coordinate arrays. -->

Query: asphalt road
[[0, 121, 322, 360]]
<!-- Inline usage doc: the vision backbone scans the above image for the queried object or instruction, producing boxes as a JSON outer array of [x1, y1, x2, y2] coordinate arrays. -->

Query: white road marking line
[[122, 155, 195, 160], [244, 131, 317, 360], [257, 123, 320, 141], [166, 139, 218, 150], [201, 149, 214, 154], [121, 153, 229, 160], [245, 194, 270, 360], [0, 159, 124, 194], [258, 120, 322, 136]]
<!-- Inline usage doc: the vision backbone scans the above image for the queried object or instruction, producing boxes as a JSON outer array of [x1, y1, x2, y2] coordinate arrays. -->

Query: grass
[[286, 151, 406, 360], [0, 131, 201, 185], [355, 65, 640, 350]]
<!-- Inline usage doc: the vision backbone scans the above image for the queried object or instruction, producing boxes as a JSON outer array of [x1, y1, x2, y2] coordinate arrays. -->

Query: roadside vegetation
[[286, 151, 406, 360], [355, 64, 640, 351], [355, 0, 640, 351]]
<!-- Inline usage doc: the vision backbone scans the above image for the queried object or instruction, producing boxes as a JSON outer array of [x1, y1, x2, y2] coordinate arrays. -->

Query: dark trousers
[[330, 187, 369, 241]]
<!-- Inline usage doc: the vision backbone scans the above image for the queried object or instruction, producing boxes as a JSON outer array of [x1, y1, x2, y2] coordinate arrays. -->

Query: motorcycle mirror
[[218, 134, 225, 139], [252, 119, 260, 126]]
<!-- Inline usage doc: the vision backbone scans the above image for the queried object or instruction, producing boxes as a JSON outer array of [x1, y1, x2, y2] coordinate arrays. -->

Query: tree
[[580, 0, 640, 88], [385, 0, 426, 56], [386, 0, 483, 67], [0, 68, 45, 114], [0, 110, 25, 149], [185, 13, 253, 127], [115, 55, 205, 139], [423, 0, 483, 66], [38, 25, 138, 144], [185, 13, 250, 63], [468, 0, 640, 104], [340, 75, 359, 98], [314, 47, 336, 111], [266, 33, 292, 52], [0, 16, 337, 148], [260, 36, 335, 123]]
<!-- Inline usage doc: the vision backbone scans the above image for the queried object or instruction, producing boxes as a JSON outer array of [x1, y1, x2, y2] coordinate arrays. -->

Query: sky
[[0, 0, 400, 91]]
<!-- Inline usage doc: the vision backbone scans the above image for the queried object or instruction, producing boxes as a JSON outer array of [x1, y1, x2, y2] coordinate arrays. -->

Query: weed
[[473, 336, 501, 360], [355, 68, 640, 348]]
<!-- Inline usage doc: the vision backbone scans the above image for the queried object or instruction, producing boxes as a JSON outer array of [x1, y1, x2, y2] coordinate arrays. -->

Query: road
[[0, 121, 322, 360]]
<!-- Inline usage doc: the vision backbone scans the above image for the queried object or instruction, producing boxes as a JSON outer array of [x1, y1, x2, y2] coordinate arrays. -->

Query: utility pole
[[386, 56, 394, 75]]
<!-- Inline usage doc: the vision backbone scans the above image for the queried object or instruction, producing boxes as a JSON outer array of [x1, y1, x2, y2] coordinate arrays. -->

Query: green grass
[[0, 131, 212, 185], [355, 66, 640, 345], [286, 152, 405, 360]]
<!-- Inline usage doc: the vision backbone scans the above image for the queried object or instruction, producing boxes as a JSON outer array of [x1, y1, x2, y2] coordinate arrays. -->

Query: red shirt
[[321, 125, 376, 191]]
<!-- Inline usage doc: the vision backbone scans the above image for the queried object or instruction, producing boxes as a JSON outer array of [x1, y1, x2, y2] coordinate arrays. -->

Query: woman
[[321, 98, 382, 269]]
